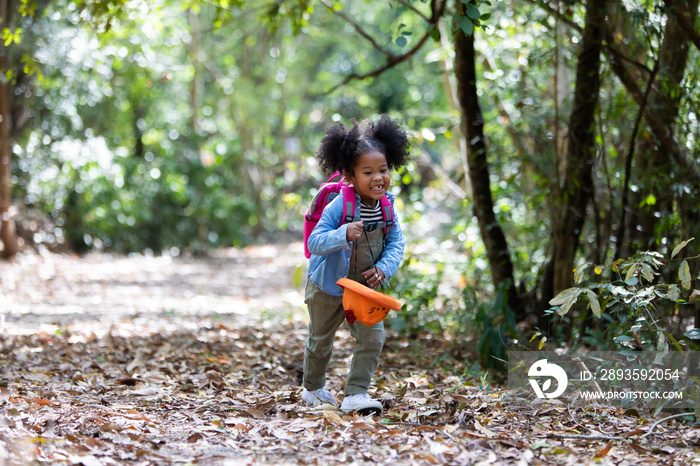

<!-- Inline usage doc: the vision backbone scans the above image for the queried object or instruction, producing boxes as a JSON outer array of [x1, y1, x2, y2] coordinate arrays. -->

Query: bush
[[546, 239, 700, 352]]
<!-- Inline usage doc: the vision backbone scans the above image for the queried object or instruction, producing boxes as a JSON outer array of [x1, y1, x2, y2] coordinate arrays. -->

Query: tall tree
[[626, 0, 699, 255], [542, 0, 700, 266], [547, 0, 608, 295], [453, 2, 521, 318], [0, 0, 132, 258], [0, 0, 23, 257]]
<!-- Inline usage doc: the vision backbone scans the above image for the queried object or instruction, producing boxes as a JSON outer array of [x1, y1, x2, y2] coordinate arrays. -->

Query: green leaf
[[639, 194, 656, 207], [549, 287, 582, 316], [642, 251, 664, 268], [614, 336, 634, 342], [549, 287, 579, 306], [614, 336, 635, 347], [585, 289, 602, 318], [679, 260, 691, 290], [640, 263, 654, 283], [684, 328, 700, 340], [459, 17, 474, 35], [671, 238, 694, 259], [656, 329, 668, 352], [667, 284, 681, 301], [466, 3, 481, 20], [2, 28, 15, 46]]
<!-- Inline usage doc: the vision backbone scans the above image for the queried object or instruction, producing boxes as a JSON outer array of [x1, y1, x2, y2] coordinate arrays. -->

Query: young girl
[[303, 115, 409, 414]]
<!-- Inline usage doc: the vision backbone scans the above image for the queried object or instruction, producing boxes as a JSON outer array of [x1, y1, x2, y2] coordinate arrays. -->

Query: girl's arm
[[307, 195, 350, 256]]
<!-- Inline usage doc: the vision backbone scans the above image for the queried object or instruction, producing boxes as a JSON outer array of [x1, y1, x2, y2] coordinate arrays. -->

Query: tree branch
[[533, 0, 582, 34], [394, 0, 431, 23], [614, 61, 659, 261], [316, 0, 445, 96], [528, 0, 653, 75], [531, 0, 700, 185], [318, 0, 395, 59]]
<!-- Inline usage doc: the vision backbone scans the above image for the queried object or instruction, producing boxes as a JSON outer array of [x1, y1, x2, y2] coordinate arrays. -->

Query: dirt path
[[1, 245, 698, 465], [1, 243, 307, 336]]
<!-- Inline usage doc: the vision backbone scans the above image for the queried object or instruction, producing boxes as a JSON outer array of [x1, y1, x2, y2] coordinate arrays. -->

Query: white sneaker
[[301, 388, 338, 407], [340, 394, 383, 415]]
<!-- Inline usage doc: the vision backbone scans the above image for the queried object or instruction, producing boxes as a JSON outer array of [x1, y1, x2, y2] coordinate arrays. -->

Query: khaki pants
[[303, 228, 386, 396]]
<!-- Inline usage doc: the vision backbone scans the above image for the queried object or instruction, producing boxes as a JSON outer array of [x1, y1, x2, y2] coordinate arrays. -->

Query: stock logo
[[528, 359, 568, 399]]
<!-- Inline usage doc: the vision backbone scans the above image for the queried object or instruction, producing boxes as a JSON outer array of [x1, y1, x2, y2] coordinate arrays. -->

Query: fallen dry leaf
[[323, 410, 349, 427], [594, 442, 613, 459]]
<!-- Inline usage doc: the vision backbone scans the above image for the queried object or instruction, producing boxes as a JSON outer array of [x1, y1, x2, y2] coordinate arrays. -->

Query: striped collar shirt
[[360, 201, 383, 223]]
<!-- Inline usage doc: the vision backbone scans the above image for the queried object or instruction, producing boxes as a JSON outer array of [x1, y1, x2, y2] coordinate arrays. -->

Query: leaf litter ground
[[1, 243, 698, 465]]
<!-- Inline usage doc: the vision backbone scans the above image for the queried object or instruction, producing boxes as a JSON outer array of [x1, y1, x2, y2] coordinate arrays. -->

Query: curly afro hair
[[316, 114, 410, 175]]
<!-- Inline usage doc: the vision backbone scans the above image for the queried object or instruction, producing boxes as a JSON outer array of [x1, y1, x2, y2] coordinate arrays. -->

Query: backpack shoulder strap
[[328, 171, 343, 183], [379, 195, 394, 234], [340, 185, 356, 225]]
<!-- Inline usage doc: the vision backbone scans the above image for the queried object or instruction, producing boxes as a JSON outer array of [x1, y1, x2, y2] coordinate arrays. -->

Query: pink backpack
[[303, 171, 394, 259]]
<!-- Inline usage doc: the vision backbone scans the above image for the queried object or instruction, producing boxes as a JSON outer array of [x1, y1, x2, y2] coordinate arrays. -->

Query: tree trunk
[[549, 0, 607, 294], [0, 78, 19, 258], [0, 68, 20, 258], [0, 0, 19, 258], [453, 26, 522, 319], [664, 0, 700, 52], [626, 0, 698, 255]]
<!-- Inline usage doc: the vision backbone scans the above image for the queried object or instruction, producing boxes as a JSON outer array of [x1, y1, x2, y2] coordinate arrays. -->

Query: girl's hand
[[363, 266, 385, 289], [346, 221, 364, 241]]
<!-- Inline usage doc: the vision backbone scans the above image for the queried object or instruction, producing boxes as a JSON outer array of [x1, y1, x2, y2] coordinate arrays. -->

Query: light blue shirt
[[307, 191, 406, 296]]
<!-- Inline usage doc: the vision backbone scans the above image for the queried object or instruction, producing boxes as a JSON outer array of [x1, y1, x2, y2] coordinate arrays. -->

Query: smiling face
[[347, 150, 391, 206]]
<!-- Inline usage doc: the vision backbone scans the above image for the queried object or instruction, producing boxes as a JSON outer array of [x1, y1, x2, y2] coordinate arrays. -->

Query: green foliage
[[543, 239, 700, 415], [546, 239, 700, 352], [2, 27, 22, 46], [451, 0, 492, 37], [13, 0, 459, 253], [389, 249, 515, 372], [14, 1, 262, 252], [471, 284, 515, 372], [389, 255, 444, 335]]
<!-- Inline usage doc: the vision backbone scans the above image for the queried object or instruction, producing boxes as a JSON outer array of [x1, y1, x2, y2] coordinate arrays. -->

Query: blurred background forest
[[1, 0, 699, 369]]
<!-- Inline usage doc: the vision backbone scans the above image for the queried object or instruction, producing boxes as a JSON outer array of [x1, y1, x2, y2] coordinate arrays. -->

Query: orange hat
[[336, 277, 402, 326]]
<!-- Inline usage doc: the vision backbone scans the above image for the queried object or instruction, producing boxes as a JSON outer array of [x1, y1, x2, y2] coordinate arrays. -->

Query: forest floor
[[0, 243, 698, 465]]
